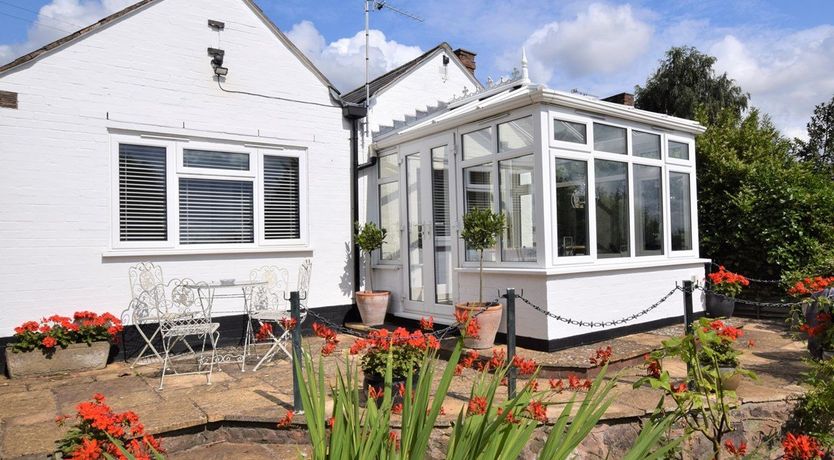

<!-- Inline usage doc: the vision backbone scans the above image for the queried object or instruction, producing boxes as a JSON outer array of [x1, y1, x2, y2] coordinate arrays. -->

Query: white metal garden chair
[[138, 278, 220, 389], [122, 262, 166, 368]]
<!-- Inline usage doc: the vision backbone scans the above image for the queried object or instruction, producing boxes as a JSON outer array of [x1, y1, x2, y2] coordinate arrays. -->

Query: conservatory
[[366, 66, 708, 350]]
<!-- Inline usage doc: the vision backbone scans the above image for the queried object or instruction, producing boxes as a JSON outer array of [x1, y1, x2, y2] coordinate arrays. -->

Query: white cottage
[[363, 57, 708, 350]]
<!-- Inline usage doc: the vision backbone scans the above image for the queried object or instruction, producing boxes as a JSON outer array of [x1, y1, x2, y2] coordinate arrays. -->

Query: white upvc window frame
[[548, 107, 698, 266], [456, 108, 542, 268], [375, 147, 402, 266], [109, 133, 309, 251]]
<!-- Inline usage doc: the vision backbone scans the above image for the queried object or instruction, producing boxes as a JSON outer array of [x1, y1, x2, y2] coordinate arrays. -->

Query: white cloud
[[709, 26, 834, 140], [516, 3, 653, 83], [0, 0, 134, 65], [287, 20, 423, 92]]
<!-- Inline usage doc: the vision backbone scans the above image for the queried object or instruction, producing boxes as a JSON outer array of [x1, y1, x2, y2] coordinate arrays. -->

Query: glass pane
[[379, 154, 398, 179], [183, 149, 249, 170], [594, 160, 629, 258], [593, 123, 627, 154], [263, 155, 300, 240], [634, 165, 663, 256], [555, 159, 589, 257], [500, 155, 536, 262], [406, 154, 423, 301], [462, 127, 492, 160], [463, 163, 496, 262], [379, 182, 400, 260], [670, 172, 693, 251], [554, 119, 587, 144], [633, 131, 661, 159], [669, 141, 690, 160], [431, 146, 452, 303], [119, 144, 167, 242], [179, 178, 253, 244], [498, 116, 533, 152]]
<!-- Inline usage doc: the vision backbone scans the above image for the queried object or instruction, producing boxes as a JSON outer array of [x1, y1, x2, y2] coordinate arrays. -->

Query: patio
[[0, 318, 809, 459]]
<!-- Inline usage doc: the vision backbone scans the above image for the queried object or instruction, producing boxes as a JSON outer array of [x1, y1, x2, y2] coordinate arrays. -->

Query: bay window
[[114, 135, 305, 250]]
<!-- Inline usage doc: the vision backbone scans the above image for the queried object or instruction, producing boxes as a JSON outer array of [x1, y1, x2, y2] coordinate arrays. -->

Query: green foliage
[[634, 46, 748, 123], [297, 336, 682, 459], [103, 435, 166, 460], [696, 107, 834, 280], [460, 208, 506, 305], [360, 342, 425, 381], [788, 357, 834, 448], [793, 95, 834, 175], [355, 221, 388, 292]]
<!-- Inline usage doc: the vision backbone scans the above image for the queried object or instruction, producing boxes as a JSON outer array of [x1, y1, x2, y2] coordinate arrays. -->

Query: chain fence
[[696, 284, 805, 309], [707, 261, 784, 285]]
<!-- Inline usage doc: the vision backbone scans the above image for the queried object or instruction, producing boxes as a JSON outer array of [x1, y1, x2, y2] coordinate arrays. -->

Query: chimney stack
[[601, 92, 634, 106], [453, 48, 477, 77]]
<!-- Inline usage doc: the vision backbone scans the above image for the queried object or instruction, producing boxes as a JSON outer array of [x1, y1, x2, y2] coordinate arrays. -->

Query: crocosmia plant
[[707, 266, 749, 298], [11, 311, 123, 353]]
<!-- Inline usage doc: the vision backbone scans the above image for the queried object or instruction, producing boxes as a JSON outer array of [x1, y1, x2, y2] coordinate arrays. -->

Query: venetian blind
[[119, 144, 167, 241], [263, 155, 300, 240], [179, 178, 254, 244]]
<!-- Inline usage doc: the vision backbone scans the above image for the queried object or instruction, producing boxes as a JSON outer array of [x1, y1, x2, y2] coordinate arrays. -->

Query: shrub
[[788, 358, 834, 449], [355, 221, 388, 292], [350, 327, 440, 380]]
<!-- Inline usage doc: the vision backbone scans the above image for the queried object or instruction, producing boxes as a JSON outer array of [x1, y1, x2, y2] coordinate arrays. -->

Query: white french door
[[400, 133, 457, 318]]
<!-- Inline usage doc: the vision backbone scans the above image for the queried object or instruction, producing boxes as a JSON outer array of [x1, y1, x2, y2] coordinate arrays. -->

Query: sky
[[1, 0, 833, 139]]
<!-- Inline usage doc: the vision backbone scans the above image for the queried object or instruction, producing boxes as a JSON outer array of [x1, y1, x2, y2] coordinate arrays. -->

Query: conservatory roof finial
[[521, 47, 530, 83]]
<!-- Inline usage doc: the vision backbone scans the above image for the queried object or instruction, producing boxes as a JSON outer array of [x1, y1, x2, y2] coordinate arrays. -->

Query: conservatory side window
[[463, 163, 495, 262], [593, 123, 627, 154], [500, 155, 536, 262], [594, 159, 630, 258], [378, 154, 401, 261], [669, 171, 693, 251], [555, 158, 589, 256], [462, 127, 492, 160], [633, 164, 663, 256]]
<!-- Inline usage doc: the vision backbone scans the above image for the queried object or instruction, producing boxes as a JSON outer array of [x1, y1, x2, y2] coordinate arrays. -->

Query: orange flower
[[724, 440, 747, 457], [426, 335, 440, 350], [527, 379, 539, 392], [467, 396, 487, 415], [278, 317, 297, 331], [70, 438, 102, 460], [488, 349, 506, 370], [672, 382, 687, 394], [326, 417, 335, 429], [368, 386, 383, 400], [568, 374, 581, 390], [526, 401, 547, 422], [321, 341, 337, 356], [548, 379, 564, 392], [454, 309, 469, 325], [512, 356, 537, 375], [782, 433, 824, 460], [42, 336, 57, 349], [419, 316, 434, 330], [277, 410, 294, 428], [255, 323, 273, 341], [388, 431, 400, 451], [497, 407, 520, 424], [464, 317, 480, 338], [392, 403, 403, 415], [589, 346, 613, 366], [644, 355, 662, 378], [312, 323, 338, 342]]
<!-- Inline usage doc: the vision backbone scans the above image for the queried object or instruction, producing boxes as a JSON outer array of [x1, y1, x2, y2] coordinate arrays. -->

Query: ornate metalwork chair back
[[249, 266, 289, 312], [297, 259, 312, 309], [156, 278, 209, 334], [126, 262, 165, 324]]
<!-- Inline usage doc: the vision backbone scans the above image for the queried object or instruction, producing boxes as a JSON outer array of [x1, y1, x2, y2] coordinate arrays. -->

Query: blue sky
[[1, 0, 833, 138]]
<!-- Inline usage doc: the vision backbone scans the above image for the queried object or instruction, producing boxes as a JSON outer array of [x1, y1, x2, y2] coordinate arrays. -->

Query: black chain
[[515, 287, 681, 328], [696, 284, 804, 309], [302, 299, 501, 341], [707, 262, 783, 284]]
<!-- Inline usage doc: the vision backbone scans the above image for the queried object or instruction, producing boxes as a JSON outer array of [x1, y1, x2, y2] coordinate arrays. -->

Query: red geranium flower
[[42, 336, 57, 349]]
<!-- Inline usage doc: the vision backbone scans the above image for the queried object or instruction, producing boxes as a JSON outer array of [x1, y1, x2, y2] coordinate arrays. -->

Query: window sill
[[454, 258, 710, 276], [102, 246, 314, 258]]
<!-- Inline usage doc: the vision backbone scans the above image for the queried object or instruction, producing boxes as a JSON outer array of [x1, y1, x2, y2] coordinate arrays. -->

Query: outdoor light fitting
[[207, 48, 227, 76], [214, 66, 229, 76]]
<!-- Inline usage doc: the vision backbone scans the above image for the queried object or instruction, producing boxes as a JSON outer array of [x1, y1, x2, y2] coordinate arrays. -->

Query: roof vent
[[0, 90, 17, 109], [208, 19, 225, 30]]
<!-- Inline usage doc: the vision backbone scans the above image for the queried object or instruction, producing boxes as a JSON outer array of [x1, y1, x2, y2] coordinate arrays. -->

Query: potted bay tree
[[355, 221, 390, 326], [456, 208, 506, 349]]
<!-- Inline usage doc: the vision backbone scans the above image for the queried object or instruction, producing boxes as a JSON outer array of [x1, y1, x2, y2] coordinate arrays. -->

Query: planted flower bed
[[5, 311, 122, 378]]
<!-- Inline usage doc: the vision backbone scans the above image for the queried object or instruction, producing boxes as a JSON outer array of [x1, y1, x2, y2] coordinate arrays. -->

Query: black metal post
[[682, 280, 694, 381], [290, 290, 303, 412], [505, 288, 517, 399]]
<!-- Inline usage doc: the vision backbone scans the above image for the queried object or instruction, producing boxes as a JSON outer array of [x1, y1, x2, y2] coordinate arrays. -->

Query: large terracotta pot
[[705, 292, 735, 318], [455, 302, 503, 349], [356, 291, 390, 326], [5, 341, 109, 378]]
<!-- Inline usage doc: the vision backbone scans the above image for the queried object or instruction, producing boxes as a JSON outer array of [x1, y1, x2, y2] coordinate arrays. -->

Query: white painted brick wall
[[0, 0, 353, 335]]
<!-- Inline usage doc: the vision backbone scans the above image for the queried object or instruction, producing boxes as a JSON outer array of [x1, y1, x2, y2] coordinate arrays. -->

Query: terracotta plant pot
[[356, 290, 390, 326], [705, 292, 735, 318], [455, 302, 503, 349], [5, 341, 109, 378]]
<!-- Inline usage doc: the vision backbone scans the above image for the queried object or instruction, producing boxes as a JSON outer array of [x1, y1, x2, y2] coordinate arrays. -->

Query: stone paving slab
[[0, 319, 810, 458]]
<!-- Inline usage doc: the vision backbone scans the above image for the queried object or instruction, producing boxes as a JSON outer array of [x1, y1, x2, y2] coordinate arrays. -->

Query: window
[[264, 155, 300, 240], [431, 146, 452, 303], [462, 127, 492, 160], [179, 178, 253, 244], [555, 159, 589, 257], [595, 160, 629, 258], [633, 165, 663, 256], [114, 137, 305, 249], [633, 131, 660, 159], [669, 141, 690, 160], [463, 163, 495, 262], [500, 155, 535, 262], [378, 153, 400, 261], [554, 119, 586, 144], [119, 144, 167, 242], [498, 116, 533, 152], [670, 172, 693, 251], [593, 123, 627, 154]]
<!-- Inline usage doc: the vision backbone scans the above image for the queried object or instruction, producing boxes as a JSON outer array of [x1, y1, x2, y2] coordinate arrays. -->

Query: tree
[[794, 95, 834, 173], [635, 46, 749, 123], [696, 107, 834, 280]]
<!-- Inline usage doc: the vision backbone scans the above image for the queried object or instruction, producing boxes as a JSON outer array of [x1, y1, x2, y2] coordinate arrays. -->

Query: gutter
[[342, 102, 369, 300]]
